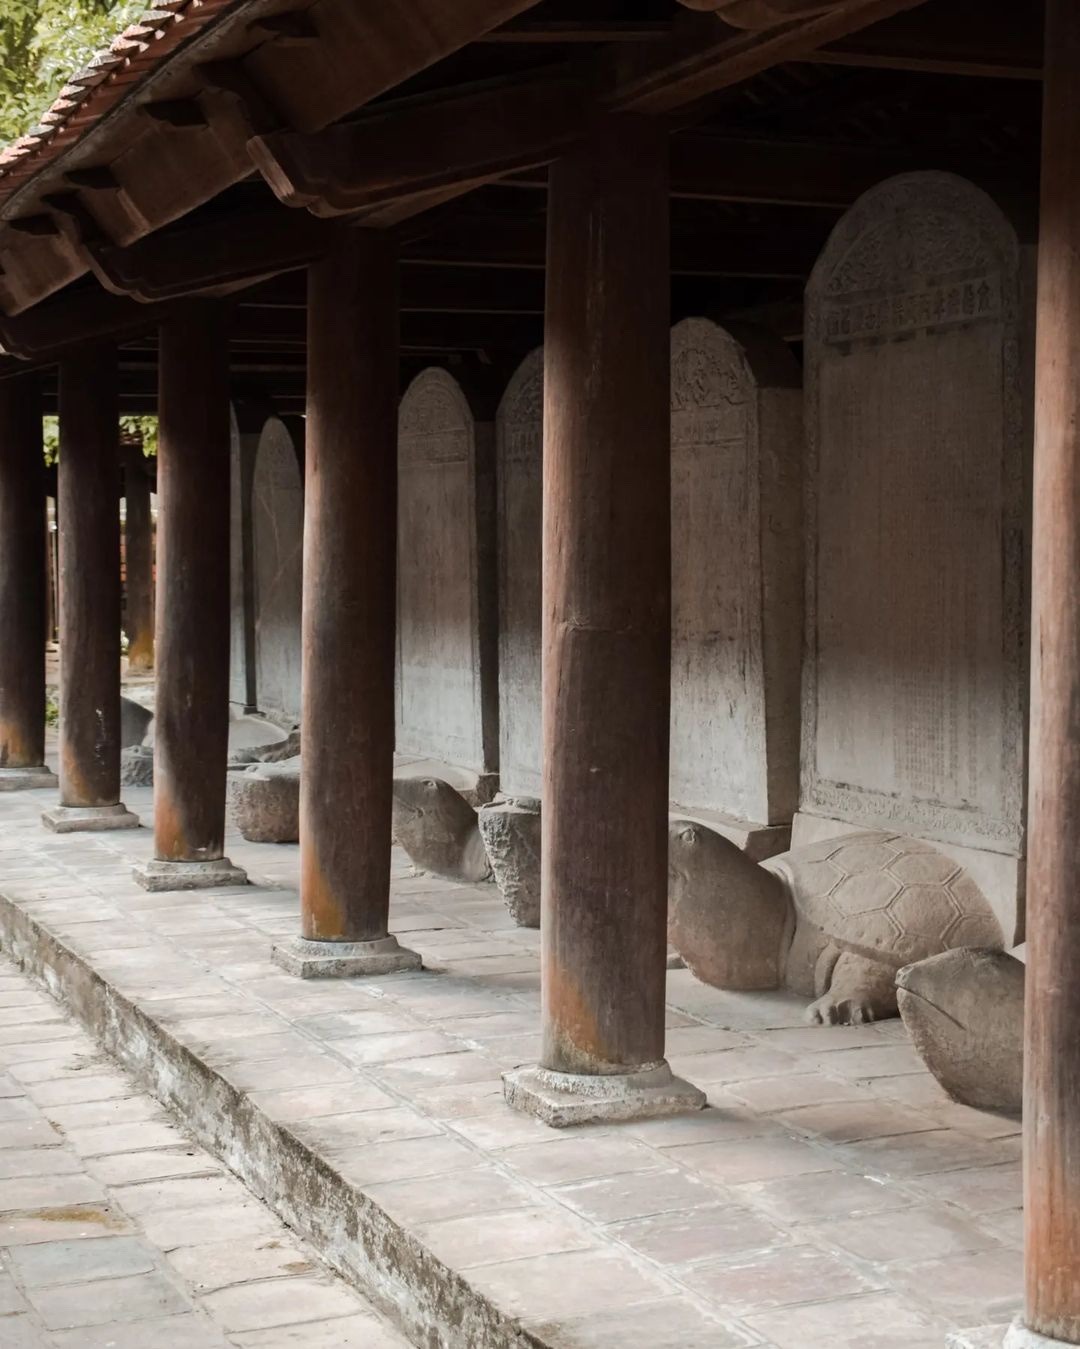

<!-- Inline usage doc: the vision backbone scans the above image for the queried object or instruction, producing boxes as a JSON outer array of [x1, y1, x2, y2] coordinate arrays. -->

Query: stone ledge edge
[[0, 890, 544, 1349]]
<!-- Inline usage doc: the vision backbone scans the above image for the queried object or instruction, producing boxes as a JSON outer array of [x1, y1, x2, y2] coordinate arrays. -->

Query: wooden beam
[[604, 0, 933, 114], [481, 20, 671, 44], [503, 133, 1029, 210], [44, 201, 345, 304], [249, 76, 590, 217], [804, 1, 1042, 80]]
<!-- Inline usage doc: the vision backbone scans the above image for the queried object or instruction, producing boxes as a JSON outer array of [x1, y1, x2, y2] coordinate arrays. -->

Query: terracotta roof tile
[[0, 0, 243, 203]]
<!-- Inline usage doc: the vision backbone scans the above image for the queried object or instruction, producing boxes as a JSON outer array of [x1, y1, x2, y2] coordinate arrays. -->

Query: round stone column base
[[41, 803, 140, 834], [132, 858, 249, 892], [0, 766, 58, 792], [503, 1061, 707, 1128], [1005, 1318, 1080, 1348], [271, 935, 422, 980]]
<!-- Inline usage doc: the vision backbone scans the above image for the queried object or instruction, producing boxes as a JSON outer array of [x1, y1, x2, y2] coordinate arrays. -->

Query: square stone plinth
[[271, 935, 422, 979], [41, 803, 140, 834], [132, 858, 248, 892], [0, 766, 57, 792], [504, 1062, 706, 1128]]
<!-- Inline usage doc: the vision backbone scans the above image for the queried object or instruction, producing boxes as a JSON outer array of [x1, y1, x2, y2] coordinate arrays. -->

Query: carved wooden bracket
[[677, 0, 861, 27]]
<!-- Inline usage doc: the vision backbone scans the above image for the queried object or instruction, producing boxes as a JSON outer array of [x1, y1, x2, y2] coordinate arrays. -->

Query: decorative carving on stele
[[668, 823, 1003, 1026]]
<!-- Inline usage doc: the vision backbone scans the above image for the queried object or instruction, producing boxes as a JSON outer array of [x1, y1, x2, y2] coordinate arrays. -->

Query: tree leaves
[[0, 0, 148, 145]]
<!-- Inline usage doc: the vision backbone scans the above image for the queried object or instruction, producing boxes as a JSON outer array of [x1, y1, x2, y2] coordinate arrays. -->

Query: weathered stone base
[[503, 1061, 706, 1128], [0, 765, 57, 792], [271, 934, 422, 979], [132, 857, 249, 892], [120, 745, 154, 787], [41, 802, 140, 834], [1004, 1320, 1076, 1348], [477, 798, 541, 927]]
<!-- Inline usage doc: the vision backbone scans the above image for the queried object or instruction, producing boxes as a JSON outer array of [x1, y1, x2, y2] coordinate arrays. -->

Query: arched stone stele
[[397, 368, 497, 785], [801, 171, 1030, 943]]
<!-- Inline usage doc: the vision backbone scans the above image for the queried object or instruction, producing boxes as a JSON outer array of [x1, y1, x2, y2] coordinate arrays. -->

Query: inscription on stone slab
[[252, 417, 303, 723], [495, 349, 544, 798], [670, 318, 802, 826], [803, 172, 1027, 855], [496, 331, 802, 823], [397, 368, 490, 774]]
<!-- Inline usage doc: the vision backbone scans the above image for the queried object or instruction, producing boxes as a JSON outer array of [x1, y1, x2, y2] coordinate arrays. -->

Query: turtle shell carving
[[764, 830, 1003, 971]]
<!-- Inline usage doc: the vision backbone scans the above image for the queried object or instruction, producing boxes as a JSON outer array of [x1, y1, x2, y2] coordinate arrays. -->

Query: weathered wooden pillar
[[124, 440, 154, 672], [503, 119, 703, 1125], [0, 373, 55, 792], [133, 307, 246, 891], [1011, 2, 1080, 1345], [42, 346, 137, 833], [272, 233, 419, 977]]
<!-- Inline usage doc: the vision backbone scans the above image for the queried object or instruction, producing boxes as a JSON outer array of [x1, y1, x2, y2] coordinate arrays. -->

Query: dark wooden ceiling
[[0, 0, 1046, 415]]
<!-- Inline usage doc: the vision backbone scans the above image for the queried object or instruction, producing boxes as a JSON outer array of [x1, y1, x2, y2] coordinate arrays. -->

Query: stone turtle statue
[[392, 777, 492, 884], [668, 824, 1003, 1026], [897, 945, 1024, 1113]]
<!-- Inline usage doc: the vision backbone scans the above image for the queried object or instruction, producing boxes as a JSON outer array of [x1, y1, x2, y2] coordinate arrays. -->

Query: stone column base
[[41, 803, 140, 834], [503, 1061, 707, 1128], [271, 935, 422, 979], [1003, 1319, 1078, 1348], [132, 858, 249, 892], [0, 766, 58, 792]]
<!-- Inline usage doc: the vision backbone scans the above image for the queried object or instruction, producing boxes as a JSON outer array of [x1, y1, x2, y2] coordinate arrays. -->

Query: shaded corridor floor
[[0, 781, 1024, 1348]]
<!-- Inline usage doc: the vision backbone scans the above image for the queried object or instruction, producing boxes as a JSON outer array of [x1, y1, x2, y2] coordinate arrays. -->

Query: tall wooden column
[[1013, 1, 1080, 1344], [0, 373, 55, 792], [133, 308, 246, 891], [272, 231, 419, 978], [124, 441, 154, 673], [503, 119, 703, 1126], [42, 346, 138, 833]]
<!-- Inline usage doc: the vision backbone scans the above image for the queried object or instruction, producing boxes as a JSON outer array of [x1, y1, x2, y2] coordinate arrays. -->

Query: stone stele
[[668, 823, 1003, 1025], [252, 416, 304, 724], [397, 369, 497, 784], [801, 171, 1031, 946], [487, 330, 803, 919]]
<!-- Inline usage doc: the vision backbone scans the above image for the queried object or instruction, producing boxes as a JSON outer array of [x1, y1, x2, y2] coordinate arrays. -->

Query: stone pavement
[[0, 954, 408, 1348], [0, 780, 1023, 1348]]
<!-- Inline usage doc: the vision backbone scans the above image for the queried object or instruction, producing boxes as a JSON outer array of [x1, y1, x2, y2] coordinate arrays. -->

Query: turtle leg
[[805, 952, 899, 1026]]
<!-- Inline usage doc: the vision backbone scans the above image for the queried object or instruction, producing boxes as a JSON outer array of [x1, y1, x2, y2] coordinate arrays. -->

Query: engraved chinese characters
[[252, 417, 304, 723], [397, 368, 496, 780], [495, 325, 802, 844], [802, 172, 1030, 940], [670, 319, 802, 838]]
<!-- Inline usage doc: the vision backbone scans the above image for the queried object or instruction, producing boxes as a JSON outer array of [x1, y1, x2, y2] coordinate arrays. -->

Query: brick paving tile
[[0, 956, 408, 1349]]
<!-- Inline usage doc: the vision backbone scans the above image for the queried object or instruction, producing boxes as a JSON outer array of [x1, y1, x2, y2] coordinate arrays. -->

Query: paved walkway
[[0, 954, 408, 1349], [0, 779, 1025, 1348]]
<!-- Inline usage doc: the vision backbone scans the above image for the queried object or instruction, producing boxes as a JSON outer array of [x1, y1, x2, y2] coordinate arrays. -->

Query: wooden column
[[124, 441, 154, 673], [503, 119, 703, 1126], [43, 345, 137, 832], [134, 307, 246, 890], [1018, 0, 1080, 1343], [0, 373, 55, 791], [271, 231, 418, 978]]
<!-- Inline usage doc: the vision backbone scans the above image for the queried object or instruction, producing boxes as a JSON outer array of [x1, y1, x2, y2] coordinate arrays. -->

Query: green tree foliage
[[1, 0, 148, 145]]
